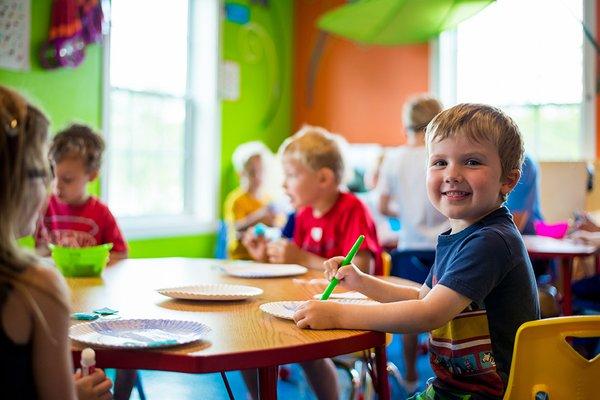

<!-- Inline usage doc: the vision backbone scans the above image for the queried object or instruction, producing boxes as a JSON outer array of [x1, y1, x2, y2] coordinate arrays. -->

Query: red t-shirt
[[294, 191, 382, 274], [35, 195, 127, 253]]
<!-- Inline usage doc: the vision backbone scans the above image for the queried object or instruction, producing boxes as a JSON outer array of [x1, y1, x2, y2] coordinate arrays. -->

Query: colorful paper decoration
[[39, 0, 105, 69]]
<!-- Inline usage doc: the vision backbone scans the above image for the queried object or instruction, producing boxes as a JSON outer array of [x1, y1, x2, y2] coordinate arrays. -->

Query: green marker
[[320, 235, 365, 300]]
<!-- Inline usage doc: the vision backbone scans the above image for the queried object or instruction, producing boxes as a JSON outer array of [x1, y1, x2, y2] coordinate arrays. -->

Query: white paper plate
[[223, 262, 308, 278], [69, 319, 210, 349], [157, 284, 263, 301], [312, 291, 368, 300], [260, 299, 378, 320]]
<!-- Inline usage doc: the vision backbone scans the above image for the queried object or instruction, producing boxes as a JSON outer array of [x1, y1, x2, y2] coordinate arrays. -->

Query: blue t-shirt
[[505, 154, 543, 234], [425, 207, 539, 399]]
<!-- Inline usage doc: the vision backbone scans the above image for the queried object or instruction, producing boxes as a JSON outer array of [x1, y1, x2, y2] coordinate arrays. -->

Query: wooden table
[[523, 235, 599, 315], [68, 258, 392, 400]]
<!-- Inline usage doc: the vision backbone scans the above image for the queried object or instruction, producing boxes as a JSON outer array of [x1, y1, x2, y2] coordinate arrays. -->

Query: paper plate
[[69, 319, 210, 349], [312, 291, 368, 300], [157, 284, 263, 301], [260, 299, 378, 320], [223, 263, 308, 278]]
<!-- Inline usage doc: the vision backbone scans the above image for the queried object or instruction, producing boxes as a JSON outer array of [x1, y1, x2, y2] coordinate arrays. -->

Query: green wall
[[1, 0, 293, 258], [220, 1, 293, 204]]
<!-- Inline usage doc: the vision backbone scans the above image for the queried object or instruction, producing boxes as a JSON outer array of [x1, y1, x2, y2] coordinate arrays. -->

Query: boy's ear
[[88, 170, 99, 182], [500, 168, 521, 196], [316, 167, 336, 186]]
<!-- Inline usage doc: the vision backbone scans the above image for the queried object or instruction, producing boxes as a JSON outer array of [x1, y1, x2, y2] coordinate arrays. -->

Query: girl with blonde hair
[[0, 86, 112, 399]]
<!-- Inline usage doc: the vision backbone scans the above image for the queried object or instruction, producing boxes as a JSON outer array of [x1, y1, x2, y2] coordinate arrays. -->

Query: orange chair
[[504, 315, 600, 400]]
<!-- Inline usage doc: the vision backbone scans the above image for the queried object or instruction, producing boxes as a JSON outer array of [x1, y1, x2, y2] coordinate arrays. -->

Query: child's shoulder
[[336, 191, 369, 211], [19, 263, 70, 306], [467, 221, 521, 256], [86, 196, 117, 215], [224, 187, 247, 203]]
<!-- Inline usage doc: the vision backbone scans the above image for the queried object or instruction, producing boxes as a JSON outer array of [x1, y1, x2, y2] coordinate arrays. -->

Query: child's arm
[[242, 229, 268, 261], [294, 283, 471, 332], [511, 211, 529, 232], [30, 266, 78, 400], [74, 368, 113, 400], [324, 256, 421, 302], [265, 239, 326, 269], [108, 251, 127, 265], [378, 193, 398, 217], [266, 242, 374, 273], [35, 244, 51, 257], [234, 206, 276, 232]]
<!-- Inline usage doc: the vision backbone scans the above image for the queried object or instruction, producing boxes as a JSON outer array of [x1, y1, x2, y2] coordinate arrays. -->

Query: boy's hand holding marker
[[323, 256, 367, 293], [294, 235, 365, 329], [320, 235, 365, 300]]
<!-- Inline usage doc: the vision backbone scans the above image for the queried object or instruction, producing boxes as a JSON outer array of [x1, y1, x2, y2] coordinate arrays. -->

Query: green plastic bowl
[[49, 243, 113, 277]]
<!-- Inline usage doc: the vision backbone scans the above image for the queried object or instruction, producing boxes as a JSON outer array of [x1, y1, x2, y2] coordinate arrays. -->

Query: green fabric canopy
[[317, 0, 495, 45]]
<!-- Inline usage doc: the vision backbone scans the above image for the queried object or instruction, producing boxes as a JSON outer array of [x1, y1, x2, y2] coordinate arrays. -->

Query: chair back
[[381, 251, 392, 277], [504, 316, 600, 400]]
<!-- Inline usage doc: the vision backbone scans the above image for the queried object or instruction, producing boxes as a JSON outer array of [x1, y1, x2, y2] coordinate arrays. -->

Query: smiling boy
[[294, 104, 540, 400]]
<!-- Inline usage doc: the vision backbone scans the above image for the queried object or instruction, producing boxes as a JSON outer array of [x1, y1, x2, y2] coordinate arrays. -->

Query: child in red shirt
[[35, 124, 127, 264], [244, 125, 381, 274], [243, 126, 382, 399]]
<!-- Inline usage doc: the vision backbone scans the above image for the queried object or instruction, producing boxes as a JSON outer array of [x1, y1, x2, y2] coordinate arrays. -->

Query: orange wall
[[293, 0, 430, 146]]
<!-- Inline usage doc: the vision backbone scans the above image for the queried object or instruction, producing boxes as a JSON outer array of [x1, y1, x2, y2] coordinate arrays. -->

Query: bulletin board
[[0, 0, 30, 71]]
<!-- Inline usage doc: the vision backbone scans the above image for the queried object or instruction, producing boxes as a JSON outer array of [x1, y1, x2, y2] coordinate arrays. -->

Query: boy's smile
[[427, 135, 518, 233]]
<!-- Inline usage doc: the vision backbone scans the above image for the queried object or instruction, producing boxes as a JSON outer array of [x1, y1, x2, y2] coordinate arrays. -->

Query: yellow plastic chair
[[382, 250, 392, 277], [504, 315, 600, 400]]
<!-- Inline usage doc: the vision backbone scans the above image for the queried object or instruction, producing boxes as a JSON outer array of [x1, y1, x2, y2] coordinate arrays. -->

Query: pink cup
[[533, 220, 569, 239]]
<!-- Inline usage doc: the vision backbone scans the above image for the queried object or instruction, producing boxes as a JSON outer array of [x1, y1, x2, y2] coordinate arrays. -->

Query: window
[[103, 0, 220, 238], [435, 0, 595, 161]]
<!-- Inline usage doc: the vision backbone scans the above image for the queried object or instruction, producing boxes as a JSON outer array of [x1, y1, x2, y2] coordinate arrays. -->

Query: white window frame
[[430, 0, 596, 161], [101, 0, 222, 239]]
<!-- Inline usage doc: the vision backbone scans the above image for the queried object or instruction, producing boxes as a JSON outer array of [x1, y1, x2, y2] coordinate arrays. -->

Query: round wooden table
[[68, 258, 392, 399], [523, 235, 599, 315]]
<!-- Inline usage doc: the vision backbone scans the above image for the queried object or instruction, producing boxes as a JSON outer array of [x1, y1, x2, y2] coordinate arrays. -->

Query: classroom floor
[[117, 333, 434, 400]]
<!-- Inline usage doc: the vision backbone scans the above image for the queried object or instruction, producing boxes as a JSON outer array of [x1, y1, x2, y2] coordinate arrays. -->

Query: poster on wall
[[0, 0, 31, 71]]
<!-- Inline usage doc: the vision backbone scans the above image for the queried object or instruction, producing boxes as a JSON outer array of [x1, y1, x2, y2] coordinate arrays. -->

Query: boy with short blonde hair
[[243, 126, 382, 400], [294, 105, 540, 400], [244, 125, 382, 273]]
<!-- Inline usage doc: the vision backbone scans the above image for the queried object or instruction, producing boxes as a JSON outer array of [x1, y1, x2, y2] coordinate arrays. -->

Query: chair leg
[[386, 361, 402, 387], [354, 355, 375, 400], [333, 358, 361, 400]]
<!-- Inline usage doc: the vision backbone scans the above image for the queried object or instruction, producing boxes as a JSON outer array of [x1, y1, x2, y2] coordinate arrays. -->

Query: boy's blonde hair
[[49, 124, 105, 172], [426, 103, 524, 180], [403, 94, 443, 133], [232, 141, 271, 174], [279, 125, 346, 184]]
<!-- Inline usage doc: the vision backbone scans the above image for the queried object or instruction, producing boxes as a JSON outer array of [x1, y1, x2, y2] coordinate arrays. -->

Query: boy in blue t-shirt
[[293, 104, 540, 400]]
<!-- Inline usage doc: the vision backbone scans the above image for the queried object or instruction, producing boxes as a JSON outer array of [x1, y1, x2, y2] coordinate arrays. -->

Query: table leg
[[374, 345, 391, 400], [258, 365, 278, 400], [561, 258, 573, 316]]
